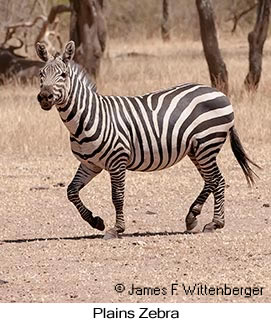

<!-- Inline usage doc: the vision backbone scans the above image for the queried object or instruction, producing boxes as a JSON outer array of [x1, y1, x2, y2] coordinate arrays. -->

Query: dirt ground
[[0, 142, 270, 303]]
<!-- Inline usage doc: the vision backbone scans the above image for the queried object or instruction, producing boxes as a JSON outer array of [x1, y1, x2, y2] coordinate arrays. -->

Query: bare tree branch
[[36, 0, 47, 16], [36, 4, 71, 50], [3, 4, 71, 53], [47, 4, 72, 24], [4, 15, 47, 30], [227, 2, 258, 33], [29, 0, 39, 15]]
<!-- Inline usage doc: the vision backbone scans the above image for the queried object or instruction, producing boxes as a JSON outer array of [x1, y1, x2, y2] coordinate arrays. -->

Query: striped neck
[[56, 63, 97, 138]]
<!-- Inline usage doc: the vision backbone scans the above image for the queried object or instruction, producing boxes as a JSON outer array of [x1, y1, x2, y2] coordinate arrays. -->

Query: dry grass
[[105, 0, 254, 40], [0, 37, 270, 155]]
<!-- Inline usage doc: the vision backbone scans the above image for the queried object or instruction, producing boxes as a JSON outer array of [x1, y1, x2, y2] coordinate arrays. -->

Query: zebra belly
[[126, 131, 188, 172]]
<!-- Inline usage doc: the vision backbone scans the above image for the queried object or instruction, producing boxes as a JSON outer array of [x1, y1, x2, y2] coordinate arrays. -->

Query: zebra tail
[[229, 127, 261, 186]]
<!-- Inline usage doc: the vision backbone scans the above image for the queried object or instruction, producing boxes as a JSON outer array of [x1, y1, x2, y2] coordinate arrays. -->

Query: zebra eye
[[61, 72, 67, 78]]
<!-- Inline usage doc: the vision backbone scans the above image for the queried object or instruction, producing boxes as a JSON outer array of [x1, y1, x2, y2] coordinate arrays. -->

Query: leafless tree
[[3, 4, 71, 52], [2, 1, 71, 54], [69, 0, 107, 80], [35, 3, 72, 51], [196, 0, 229, 95], [227, 2, 257, 33], [161, 0, 171, 41], [0, 1, 71, 83], [244, 0, 270, 91]]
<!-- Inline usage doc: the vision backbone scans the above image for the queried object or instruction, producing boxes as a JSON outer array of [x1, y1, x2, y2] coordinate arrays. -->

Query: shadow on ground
[[0, 230, 202, 244]]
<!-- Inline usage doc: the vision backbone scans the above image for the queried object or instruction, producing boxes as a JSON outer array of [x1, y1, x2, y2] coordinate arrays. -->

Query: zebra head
[[35, 41, 75, 110]]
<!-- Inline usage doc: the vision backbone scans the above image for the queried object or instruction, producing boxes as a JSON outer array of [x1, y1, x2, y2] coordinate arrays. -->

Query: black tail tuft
[[230, 127, 261, 186]]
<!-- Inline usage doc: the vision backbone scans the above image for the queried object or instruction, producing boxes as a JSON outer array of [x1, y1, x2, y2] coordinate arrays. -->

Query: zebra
[[35, 41, 260, 239]]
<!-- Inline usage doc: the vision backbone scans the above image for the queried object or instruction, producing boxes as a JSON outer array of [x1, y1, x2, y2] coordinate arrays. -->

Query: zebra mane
[[69, 61, 97, 92]]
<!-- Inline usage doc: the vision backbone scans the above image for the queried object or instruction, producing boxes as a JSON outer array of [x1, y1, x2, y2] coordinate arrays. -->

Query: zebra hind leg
[[67, 163, 105, 231], [104, 166, 126, 240], [202, 172, 225, 232], [186, 147, 226, 232], [185, 154, 212, 232]]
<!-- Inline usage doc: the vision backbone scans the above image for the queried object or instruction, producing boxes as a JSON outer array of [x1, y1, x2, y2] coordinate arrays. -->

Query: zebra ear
[[35, 42, 49, 62], [62, 41, 75, 64]]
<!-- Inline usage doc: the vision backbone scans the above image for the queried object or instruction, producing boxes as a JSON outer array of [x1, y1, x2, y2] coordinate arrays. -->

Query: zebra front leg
[[104, 166, 126, 239], [67, 163, 105, 231]]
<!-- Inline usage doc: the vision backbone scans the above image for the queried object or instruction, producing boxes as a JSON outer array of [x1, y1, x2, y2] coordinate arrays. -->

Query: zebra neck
[[57, 73, 97, 139]]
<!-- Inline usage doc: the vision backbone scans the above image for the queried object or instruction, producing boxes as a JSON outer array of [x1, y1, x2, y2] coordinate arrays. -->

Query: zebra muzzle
[[37, 91, 54, 110]]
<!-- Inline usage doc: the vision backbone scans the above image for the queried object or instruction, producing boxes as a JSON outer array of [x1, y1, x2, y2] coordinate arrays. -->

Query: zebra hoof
[[203, 221, 223, 233], [202, 223, 215, 233], [103, 228, 119, 240], [185, 214, 198, 231], [92, 216, 105, 231]]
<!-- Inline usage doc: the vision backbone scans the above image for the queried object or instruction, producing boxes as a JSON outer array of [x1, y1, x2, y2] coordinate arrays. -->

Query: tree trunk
[[69, 0, 107, 80], [161, 0, 170, 42], [244, 0, 270, 91], [196, 0, 229, 95]]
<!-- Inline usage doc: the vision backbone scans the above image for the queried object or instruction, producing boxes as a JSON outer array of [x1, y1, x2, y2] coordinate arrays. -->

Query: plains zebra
[[35, 41, 259, 239]]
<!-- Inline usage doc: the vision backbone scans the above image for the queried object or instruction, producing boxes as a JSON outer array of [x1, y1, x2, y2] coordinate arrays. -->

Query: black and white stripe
[[35, 41, 259, 238]]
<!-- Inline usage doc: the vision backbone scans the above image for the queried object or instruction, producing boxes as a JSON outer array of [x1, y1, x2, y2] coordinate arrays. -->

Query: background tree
[[0, 1, 70, 83], [244, 0, 270, 91], [69, 0, 107, 81], [227, 1, 257, 33], [161, 0, 171, 42], [196, 0, 229, 95], [0, 0, 269, 90]]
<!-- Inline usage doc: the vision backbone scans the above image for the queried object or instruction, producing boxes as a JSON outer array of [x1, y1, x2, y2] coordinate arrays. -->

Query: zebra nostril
[[37, 93, 43, 102]]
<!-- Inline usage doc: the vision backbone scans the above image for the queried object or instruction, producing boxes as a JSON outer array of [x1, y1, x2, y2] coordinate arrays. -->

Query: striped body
[[35, 41, 258, 238], [59, 71, 234, 172]]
